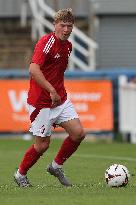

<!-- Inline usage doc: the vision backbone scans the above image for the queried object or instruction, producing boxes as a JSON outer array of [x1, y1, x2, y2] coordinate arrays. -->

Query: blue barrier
[[0, 68, 136, 79]]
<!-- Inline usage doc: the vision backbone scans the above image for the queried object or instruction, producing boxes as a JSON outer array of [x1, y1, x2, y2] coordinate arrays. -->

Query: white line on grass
[[73, 153, 136, 162]]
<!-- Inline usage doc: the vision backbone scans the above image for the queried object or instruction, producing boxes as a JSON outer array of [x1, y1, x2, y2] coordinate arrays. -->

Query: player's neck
[[54, 32, 67, 43]]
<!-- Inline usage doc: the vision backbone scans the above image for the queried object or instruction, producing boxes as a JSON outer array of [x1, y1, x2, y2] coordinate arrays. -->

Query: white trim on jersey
[[68, 47, 71, 57], [43, 35, 55, 54]]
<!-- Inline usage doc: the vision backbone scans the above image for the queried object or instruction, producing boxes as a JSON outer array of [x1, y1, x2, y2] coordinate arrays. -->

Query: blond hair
[[54, 8, 74, 24]]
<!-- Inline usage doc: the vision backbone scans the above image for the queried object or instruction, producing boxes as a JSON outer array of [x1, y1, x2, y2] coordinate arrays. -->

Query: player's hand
[[50, 90, 61, 108]]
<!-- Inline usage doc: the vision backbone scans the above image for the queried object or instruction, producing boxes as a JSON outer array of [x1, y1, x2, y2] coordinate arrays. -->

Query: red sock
[[54, 136, 82, 165], [19, 144, 41, 175]]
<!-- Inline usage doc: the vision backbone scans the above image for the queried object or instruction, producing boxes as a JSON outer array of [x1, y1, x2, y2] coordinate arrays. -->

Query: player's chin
[[61, 35, 70, 41]]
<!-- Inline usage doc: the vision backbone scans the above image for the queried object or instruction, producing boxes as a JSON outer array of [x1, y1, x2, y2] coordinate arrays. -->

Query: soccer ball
[[105, 164, 130, 187]]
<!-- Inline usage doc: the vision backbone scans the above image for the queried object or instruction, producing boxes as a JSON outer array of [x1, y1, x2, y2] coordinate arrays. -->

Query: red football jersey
[[27, 32, 72, 108]]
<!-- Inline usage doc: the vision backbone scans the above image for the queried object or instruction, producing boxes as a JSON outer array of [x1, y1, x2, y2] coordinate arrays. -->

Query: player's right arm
[[29, 63, 61, 108]]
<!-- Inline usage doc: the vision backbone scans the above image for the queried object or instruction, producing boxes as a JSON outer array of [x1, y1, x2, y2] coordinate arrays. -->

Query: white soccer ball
[[105, 164, 130, 187]]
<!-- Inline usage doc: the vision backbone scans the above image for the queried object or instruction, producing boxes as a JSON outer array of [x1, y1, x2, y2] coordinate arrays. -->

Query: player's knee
[[78, 129, 86, 140], [41, 142, 50, 153], [35, 141, 50, 154], [72, 129, 86, 142]]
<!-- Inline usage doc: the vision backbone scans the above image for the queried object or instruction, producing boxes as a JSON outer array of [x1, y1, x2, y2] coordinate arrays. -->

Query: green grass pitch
[[0, 137, 136, 205]]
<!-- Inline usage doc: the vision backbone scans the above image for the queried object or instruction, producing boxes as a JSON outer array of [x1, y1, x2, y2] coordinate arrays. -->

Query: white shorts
[[28, 99, 79, 137]]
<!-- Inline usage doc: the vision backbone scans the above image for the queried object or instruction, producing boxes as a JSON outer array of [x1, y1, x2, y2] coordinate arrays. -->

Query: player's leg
[[14, 106, 52, 187], [54, 118, 85, 165], [19, 135, 51, 175], [14, 135, 51, 187], [47, 100, 85, 186]]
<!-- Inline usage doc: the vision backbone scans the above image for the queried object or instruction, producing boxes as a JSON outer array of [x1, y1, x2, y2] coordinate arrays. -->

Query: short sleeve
[[31, 36, 50, 67]]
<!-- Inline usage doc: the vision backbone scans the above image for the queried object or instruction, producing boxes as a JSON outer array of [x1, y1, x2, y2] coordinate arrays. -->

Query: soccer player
[[14, 8, 85, 187]]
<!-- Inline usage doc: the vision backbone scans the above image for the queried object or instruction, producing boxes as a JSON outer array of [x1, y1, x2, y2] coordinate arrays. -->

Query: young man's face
[[54, 21, 74, 41]]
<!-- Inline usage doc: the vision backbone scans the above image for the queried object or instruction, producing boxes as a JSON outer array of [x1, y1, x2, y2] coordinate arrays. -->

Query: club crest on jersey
[[54, 53, 61, 59]]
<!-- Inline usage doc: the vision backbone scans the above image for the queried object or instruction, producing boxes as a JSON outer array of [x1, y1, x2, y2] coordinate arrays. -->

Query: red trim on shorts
[[30, 108, 41, 123]]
